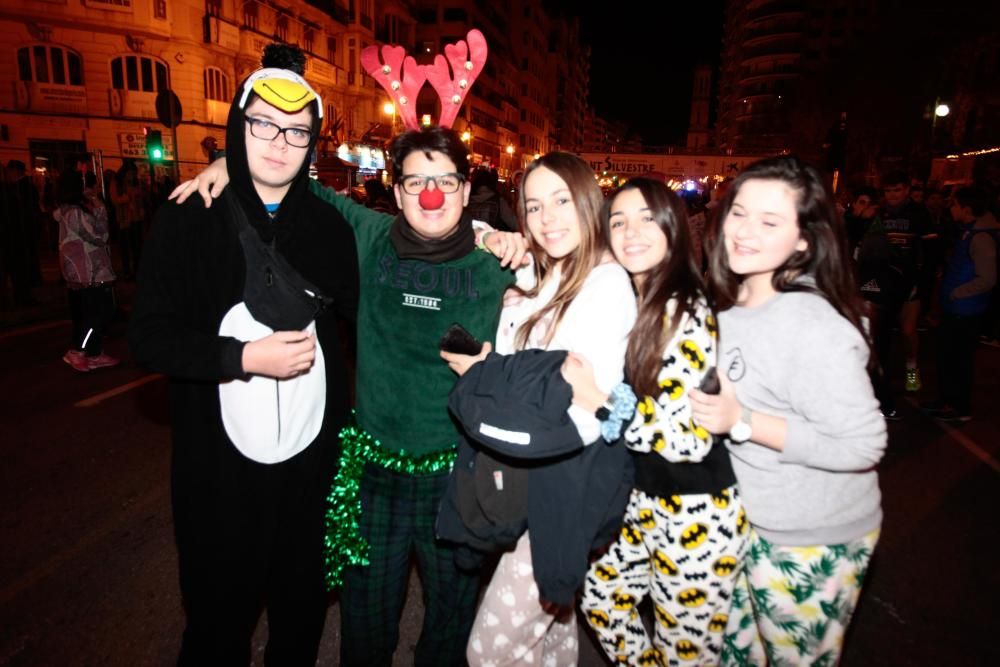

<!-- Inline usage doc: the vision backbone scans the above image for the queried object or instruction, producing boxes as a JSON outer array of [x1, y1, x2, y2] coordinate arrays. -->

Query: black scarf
[[389, 211, 476, 263]]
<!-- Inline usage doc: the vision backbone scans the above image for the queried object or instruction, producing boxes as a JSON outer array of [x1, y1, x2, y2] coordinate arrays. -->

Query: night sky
[[550, 1, 725, 147]]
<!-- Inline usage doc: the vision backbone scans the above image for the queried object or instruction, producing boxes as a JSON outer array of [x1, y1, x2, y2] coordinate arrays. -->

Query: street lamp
[[382, 101, 396, 134], [503, 144, 515, 178], [928, 97, 951, 154], [930, 97, 951, 131]]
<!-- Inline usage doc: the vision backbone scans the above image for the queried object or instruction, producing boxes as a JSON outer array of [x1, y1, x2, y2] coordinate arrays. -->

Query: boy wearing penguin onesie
[[129, 46, 359, 665]]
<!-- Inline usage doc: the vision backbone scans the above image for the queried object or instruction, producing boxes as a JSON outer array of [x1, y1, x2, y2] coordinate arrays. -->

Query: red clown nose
[[419, 186, 445, 210]]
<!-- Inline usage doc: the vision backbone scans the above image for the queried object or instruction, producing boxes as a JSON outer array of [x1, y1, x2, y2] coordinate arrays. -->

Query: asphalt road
[[1, 315, 998, 666]]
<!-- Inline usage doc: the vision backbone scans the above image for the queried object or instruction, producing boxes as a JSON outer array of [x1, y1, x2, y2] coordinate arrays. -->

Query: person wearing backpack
[[466, 168, 518, 232]]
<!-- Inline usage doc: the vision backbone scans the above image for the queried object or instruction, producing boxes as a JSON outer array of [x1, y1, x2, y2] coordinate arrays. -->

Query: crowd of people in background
[[0, 156, 178, 371], [844, 174, 999, 422]]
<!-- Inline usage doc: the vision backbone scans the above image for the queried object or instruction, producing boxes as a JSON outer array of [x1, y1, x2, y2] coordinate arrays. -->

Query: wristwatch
[[729, 406, 752, 443]]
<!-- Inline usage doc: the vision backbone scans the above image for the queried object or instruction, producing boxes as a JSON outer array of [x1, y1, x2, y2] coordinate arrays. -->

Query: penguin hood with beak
[[225, 66, 323, 238]]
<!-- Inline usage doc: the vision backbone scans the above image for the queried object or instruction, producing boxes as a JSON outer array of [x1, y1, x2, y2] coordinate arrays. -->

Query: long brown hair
[[514, 152, 607, 349], [608, 179, 710, 397], [705, 155, 871, 350]]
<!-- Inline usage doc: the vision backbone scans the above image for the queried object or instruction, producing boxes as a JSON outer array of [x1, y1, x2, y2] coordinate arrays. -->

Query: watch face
[[730, 421, 752, 442]]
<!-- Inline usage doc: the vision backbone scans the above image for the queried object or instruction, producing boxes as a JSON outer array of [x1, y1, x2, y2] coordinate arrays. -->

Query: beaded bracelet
[[599, 382, 637, 442]]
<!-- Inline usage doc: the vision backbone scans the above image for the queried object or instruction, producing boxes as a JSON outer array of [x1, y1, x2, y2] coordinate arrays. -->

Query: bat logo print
[[711, 489, 730, 509], [659, 495, 683, 514], [653, 549, 679, 576], [680, 523, 709, 550], [676, 639, 701, 660], [637, 647, 665, 666], [655, 604, 679, 628], [680, 340, 707, 371], [709, 613, 728, 632], [712, 555, 739, 577], [660, 377, 685, 401], [678, 587, 708, 607], [736, 508, 748, 535], [622, 525, 643, 545], [587, 608, 610, 628], [638, 396, 657, 424], [612, 590, 638, 611]]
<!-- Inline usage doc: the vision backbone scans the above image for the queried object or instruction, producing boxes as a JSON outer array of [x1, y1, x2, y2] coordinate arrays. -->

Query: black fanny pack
[[225, 189, 331, 331]]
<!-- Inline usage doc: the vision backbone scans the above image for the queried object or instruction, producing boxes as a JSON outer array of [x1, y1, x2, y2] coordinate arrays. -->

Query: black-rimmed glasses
[[398, 173, 464, 195], [245, 116, 313, 148]]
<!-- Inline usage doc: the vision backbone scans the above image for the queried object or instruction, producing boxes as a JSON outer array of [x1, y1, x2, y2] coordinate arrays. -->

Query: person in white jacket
[[442, 152, 636, 667]]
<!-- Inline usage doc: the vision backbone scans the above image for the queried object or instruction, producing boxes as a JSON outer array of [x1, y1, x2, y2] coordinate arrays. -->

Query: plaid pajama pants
[[339, 463, 480, 667]]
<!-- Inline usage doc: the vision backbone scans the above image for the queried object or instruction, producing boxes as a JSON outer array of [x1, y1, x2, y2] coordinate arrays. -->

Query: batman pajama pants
[[720, 528, 879, 667], [467, 531, 580, 667], [580, 486, 748, 667]]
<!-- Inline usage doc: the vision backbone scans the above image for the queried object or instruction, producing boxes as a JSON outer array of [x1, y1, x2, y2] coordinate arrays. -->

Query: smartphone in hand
[[439, 322, 483, 356], [698, 367, 721, 395]]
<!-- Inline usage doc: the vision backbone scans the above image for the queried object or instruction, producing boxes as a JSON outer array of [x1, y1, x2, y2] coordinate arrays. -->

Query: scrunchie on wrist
[[599, 382, 637, 442]]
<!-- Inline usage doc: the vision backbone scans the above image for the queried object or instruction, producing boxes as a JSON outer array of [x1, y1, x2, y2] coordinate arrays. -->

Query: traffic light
[[146, 129, 164, 162]]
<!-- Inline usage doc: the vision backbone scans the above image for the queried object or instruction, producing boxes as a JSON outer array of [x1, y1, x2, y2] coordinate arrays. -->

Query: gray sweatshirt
[[718, 289, 886, 546]]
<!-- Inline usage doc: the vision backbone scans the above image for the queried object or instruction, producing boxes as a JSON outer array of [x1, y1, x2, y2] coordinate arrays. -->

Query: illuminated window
[[18, 45, 83, 86], [204, 67, 230, 101], [110, 55, 168, 92]]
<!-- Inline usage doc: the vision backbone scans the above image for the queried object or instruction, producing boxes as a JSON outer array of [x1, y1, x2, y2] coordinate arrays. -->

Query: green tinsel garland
[[323, 420, 457, 590]]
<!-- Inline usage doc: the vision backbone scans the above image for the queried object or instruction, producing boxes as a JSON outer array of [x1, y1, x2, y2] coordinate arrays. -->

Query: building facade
[[0, 0, 597, 189], [0, 0, 407, 182], [686, 63, 712, 150], [715, 0, 875, 158]]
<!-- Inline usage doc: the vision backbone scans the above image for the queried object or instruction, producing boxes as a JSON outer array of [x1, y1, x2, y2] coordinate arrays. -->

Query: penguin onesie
[[129, 50, 359, 665]]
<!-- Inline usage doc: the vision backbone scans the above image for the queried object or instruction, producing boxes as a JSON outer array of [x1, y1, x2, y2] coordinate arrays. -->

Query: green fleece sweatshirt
[[310, 180, 515, 456]]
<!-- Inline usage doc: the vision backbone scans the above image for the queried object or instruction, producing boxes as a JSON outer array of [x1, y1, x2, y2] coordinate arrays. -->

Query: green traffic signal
[[147, 129, 164, 162]]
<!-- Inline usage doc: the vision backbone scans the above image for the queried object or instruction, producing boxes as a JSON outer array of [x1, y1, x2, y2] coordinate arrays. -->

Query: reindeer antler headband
[[361, 29, 488, 131]]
